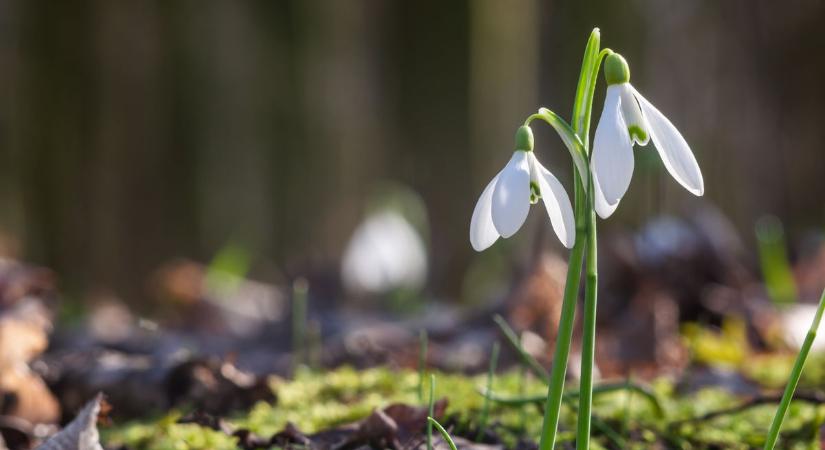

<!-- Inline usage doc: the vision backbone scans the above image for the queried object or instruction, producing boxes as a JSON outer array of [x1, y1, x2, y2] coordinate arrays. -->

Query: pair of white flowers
[[470, 53, 704, 251]]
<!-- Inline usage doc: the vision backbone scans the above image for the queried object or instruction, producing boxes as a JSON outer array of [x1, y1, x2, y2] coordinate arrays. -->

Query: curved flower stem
[[536, 28, 602, 450], [763, 288, 825, 449], [525, 110, 588, 186]]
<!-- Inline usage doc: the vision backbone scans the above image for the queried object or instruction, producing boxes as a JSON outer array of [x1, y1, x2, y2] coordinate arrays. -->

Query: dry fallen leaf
[[35, 394, 104, 450]]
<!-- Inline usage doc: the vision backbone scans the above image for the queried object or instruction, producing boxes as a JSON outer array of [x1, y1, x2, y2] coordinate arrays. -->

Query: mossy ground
[[103, 355, 825, 450]]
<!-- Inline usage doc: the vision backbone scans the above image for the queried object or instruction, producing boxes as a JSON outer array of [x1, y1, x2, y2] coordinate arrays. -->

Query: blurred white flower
[[592, 53, 704, 219], [342, 210, 427, 295], [470, 126, 575, 252], [782, 303, 825, 351]]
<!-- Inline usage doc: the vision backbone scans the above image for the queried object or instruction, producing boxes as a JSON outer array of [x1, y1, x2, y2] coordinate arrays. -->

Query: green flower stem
[[536, 28, 602, 450], [764, 288, 825, 449], [525, 110, 588, 186], [537, 198, 586, 450], [576, 199, 598, 448], [575, 41, 612, 450], [582, 48, 613, 149]]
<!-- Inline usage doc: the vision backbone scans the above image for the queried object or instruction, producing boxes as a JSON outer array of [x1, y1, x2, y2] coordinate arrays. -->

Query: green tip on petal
[[515, 125, 534, 152], [529, 181, 541, 204], [604, 53, 630, 85], [628, 125, 648, 143]]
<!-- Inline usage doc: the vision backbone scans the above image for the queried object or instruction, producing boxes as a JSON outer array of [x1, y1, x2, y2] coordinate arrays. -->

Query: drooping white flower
[[342, 209, 427, 295], [470, 126, 575, 251], [591, 53, 704, 219]]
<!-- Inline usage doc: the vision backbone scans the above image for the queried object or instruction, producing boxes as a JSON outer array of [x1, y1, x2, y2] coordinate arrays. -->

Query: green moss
[[104, 412, 239, 450], [102, 366, 824, 449]]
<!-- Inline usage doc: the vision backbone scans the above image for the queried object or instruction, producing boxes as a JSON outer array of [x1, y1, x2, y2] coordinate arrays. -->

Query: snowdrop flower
[[470, 125, 575, 251], [342, 209, 427, 295], [592, 53, 704, 218]]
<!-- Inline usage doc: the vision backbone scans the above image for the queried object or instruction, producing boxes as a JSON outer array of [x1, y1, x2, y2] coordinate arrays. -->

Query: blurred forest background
[[1, 0, 825, 308]]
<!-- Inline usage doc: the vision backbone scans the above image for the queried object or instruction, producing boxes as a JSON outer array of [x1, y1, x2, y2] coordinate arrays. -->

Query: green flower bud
[[515, 125, 534, 152], [604, 53, 630, 85]]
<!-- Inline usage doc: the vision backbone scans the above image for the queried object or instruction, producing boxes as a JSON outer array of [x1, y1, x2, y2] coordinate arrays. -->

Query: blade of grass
[[518, 364, 528, 433], [493, 314, 549, 383], [763, 288, 825, 449], [478, 386, 627, 449], [476, 341, 500, 441], [428, 374, 436, 450], [756, 216, 798, 305], [621, 375, 634, 439], [484, 313, 632, 449], [291, 278, 309, 368], [419, 329, 428, 402], [478, 382, 664, 418], [428, 417, 458, 450]]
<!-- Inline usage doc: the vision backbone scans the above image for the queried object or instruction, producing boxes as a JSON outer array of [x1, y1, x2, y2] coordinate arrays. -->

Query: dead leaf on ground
[[36, 393, 104, 450]]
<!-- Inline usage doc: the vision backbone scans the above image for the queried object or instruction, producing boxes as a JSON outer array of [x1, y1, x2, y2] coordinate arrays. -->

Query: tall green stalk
[[536, 184, 586, 450], [576, 195, 598, 448], [763, 289, 825, 449], [575, 45, 613, 450], [536, 28, 601, 450]]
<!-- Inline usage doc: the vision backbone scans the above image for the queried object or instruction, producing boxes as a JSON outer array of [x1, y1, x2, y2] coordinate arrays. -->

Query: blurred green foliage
[[756, 216, 798, 306]]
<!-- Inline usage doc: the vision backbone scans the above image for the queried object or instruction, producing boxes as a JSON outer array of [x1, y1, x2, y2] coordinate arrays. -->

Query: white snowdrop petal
[[469, 173, 501, 251], [593, 171, 619, 219], [633, 87, 704, 196], [529, 153, 576, 248], [491, 151, 531, 238], [619, 83, 650, 146], [592, 84, 635, 206]]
